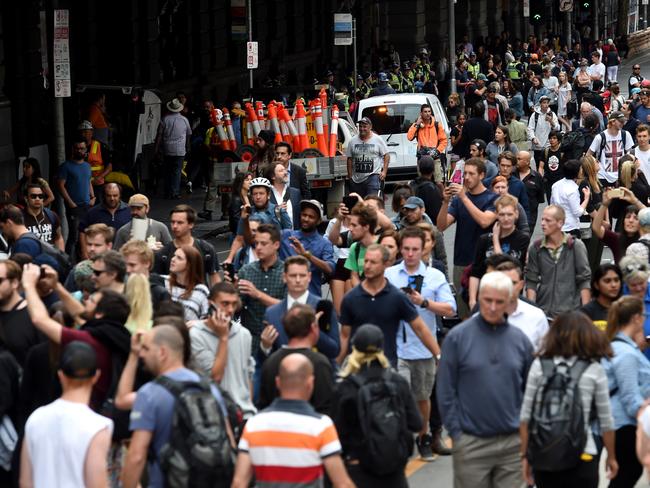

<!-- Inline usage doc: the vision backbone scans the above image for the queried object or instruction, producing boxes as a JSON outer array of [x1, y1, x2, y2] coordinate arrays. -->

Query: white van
[[356, 93, 449, 181]]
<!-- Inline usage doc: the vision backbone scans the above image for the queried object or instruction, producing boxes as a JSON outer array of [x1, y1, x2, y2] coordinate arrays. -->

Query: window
[[361, 104, 422, 135]]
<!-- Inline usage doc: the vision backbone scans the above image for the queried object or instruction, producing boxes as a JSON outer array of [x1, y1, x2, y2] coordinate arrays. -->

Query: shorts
[[397, 357, 436, 401], [331, 258, 351, 281]]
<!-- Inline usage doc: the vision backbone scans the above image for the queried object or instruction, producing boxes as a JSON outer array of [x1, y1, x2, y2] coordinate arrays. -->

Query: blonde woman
[[580, 154, 604, 270], [331, 324, 421, 487], [124, 273, 153, 333], [557, 71, 573, 131]]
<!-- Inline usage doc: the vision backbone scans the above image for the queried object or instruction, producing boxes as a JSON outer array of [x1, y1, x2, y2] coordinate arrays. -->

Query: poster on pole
[[523, 0, 530, 17], [334, 13, 353, 45], [53, 9, 71, 97], [247, 41, 258, 69]]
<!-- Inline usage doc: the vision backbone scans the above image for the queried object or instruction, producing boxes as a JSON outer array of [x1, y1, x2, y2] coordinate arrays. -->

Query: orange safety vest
[[88, 140, 104, 181]]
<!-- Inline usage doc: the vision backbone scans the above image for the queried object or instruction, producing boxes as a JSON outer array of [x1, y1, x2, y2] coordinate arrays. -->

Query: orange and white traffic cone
[[215, 121, 231, 151], [277, 102, 297, 145], [312, 101, 328, 156], [267, 102, 283, 143], [319, 88, 329, 147], [255, 101, 266, 131], [329, 105, 339, 157], [245, 102, 261, 136], [222, 108, 238, 150], [294, 99, 309, 152]]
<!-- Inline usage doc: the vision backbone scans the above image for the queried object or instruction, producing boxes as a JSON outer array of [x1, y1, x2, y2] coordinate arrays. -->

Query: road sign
[[334, 13, 353, 46], [523, 0, 530, 17], [559, 0, 574, 12], [247, 41, 258, 69], [53, 9, 70, 98]]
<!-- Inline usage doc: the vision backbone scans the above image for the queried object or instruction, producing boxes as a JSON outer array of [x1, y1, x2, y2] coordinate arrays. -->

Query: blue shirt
[[385, 261, 456, 360], [483, 174, 530, 218], [603, 332, 650, 429], [58, 160, 92, 206], [635, 105, 650, 126], [236, 202, 292, 235], [279, 229, 335, 296], [448, 189, 497, 266], [79, 201, 132, 233], [129, 367, 227, 488]]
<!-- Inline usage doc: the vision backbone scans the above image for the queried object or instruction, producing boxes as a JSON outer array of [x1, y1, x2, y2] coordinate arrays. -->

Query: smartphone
[[208, 304, 217, 316], [342, 196, 358, 212], [222, 262, 234, 279], [401, 286, 414, 294], [609, 188, 624, 199], [316, 299, 334, 332]]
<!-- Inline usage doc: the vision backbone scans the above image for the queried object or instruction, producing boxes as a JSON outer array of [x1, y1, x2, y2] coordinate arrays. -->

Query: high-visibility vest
[[506, 62, 521, 79], [88, 140, 104, 182], [389, 73, 402, 91], [467, 62, 480, 79], [204, 127, 220, 163]]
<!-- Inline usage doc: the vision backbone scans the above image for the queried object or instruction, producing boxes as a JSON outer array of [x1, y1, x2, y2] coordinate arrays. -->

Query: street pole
[[247, 0, 253, 91], [449, 0, 456, 94], [564, 10, 572, 51], [644, 2, 648, 30], [593, 0, 600, 41], [353, 18, 357, 95]]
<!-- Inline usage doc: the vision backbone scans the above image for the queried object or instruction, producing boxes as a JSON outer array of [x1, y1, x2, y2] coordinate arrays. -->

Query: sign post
[[246, 41, 258, 69], [334, 13, 355, 92], [53, 9, 71, 98]]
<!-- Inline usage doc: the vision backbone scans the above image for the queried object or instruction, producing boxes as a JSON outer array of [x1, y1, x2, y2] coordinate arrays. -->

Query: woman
[[592, 188, 642, 263], [502, 79, 524, 118], [391, 185, 414, 228], [450, 112, 466, 154], [486, 125, 519, 164], [604, 295, 650, 488], [3, 158, 54, 206], [557, 71, 573, 131], [469, 139, 498, 179], [483, 56, 499, 84], [527, 75, 550, 111], [610, 156, 650, 231], [490, 176, 529, 233], [580, 154, 604, 270], [326, 202, 353, 316], [124, 273, 153, 333], [331, 324, 421, 488], [377, 229, 400, 267], [520, 311, 617, 487], [228, 171, 252, 234], [619, 256, 650, 362], [164, 245, 209, 322], [446, 93, 462, 126], [263, 162, 300, 229]]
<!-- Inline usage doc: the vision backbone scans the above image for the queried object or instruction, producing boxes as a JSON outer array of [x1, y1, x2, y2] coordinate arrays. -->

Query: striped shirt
[[520, 356, 614, 455], [238, 398, 342, 487], [163, 276, 209, 321]]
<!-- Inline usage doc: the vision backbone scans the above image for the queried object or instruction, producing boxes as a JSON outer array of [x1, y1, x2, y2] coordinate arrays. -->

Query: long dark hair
[[19, 157, 43, 184], [539, 311, 612, 359], [169, 245, 205, 299], [232, 171, 252, 199]]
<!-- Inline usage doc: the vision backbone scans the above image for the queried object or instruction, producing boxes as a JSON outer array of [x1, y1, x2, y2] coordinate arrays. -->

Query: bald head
[[516, 150, 531, 170], [276, 353, 314, 400], [152, 324, 184, 358]]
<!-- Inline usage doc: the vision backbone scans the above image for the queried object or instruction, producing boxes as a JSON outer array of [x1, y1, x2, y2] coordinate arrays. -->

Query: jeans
[[349, 174, 381, 197], [534, 457, 598, 488], [165, 155, 185, 198], [65, 204, 89, 261]]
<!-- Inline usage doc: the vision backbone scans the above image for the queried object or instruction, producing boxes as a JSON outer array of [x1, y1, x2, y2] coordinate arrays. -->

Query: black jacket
[[289, 162, 311, 199], [411, 177, 442, 223]]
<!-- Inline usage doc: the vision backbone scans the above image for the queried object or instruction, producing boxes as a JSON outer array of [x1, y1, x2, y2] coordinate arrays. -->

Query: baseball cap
[[378, 72, 388, 82], [639, 208, 650, 227], [59, 341, 97, 379], [608, 111, 625, 122], [418, 155, 435, 175], [632, 87, 642, 95], [402, 196, 425, 209], [358, 117, 372, 126], [299, 199, 324, 220], [352, 324, 384, 353], [477, 73, 488, 81], [128, 194, 149, 207]]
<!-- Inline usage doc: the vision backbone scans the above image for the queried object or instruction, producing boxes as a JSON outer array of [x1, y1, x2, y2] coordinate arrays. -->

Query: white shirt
[[550, 178, 583, 231], [589, 129, 634, 183], [636, 146, 650, 183], [508, 299, 549, 352], [588, 62, 606, 82], [271, 186, 293, 226], [542, 76, 559, 103], [25, 399, 113, 488], [287, 290, 310, 309]]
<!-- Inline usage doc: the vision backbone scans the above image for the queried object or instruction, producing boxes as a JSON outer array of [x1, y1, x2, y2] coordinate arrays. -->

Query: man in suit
[[261, 255, 339, 361], [264, 162, 302, 229], [274, 142, 311, 199]]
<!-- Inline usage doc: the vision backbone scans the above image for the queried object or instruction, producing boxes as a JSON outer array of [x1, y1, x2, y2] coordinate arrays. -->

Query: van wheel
[[297, 148, 324, 158], [235, 145, 256, 162]]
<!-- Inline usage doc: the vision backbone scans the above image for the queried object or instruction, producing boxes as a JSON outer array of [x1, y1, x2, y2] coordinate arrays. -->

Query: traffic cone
[[277, 102, 297, 144], [222, 108, 237, 150], [312, 101, 328, 156], [319, 88, 330, 147], [267, 102, 283, 143], [329, 105, 339, 157], [255, 101, 266, 131], [294, 99, 309, 152], [215, 121, 231, 151], [244, 102, 261, 137]]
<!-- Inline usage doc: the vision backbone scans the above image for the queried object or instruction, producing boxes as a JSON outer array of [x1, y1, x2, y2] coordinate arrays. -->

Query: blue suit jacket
[[263, 293, 340, 360], [270, 186, 302, 230]]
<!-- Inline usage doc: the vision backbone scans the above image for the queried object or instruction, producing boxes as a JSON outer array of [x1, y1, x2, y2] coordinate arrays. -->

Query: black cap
[[418, 155, 435, 174], [59, 341, 97, 379], [352, 324, 384, 353]]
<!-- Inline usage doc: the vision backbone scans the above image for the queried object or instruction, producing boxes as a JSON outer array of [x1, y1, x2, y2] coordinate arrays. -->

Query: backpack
[[155, 376, 235, 487], [527, 358, 590, 472], [19, 232, 72, 281], [559, 130, 587, 160], [349, 370, 412, 476], [98, 352, 131, 442], [594, 130, 629, 161]]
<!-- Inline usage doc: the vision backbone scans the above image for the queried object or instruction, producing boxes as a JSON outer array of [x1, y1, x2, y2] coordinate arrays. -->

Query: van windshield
[[360, 104, 422, 135]]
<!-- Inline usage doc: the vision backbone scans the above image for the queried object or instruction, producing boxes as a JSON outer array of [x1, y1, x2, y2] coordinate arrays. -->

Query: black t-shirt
[[154, 238, 220, 280], [470, 230, 530, 278], [520, 171, 546, 208], [0, 304, 46, 367], [0, 348, 20, 425], [580, 300, 609, 332], [540, 148, 565, 185], [22, 209, 60, 247]]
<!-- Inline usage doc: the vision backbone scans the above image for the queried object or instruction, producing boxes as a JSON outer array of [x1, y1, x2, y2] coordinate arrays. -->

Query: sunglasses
[[92, 268, 106, 277], [28, 194, 44, 200]]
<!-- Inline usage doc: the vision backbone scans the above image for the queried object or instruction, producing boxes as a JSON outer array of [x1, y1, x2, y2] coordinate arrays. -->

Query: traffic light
[[530, 0, 545, 25]]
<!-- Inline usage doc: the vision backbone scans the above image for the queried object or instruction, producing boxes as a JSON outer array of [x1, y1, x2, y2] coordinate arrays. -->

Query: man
[[78, 119, 112, 199], [487, 151, 530, 219], [395, 196, 436, 231], [23, 264, 131, 410], [79, 183, 131, 260], [22, 183, 65, 250], [437, 158, 497, 318], [516, 151, 545, 229], [346, 117, 389, 197], [0, 204, 55, 260], [0, 260, 43, 367], [232, 354, 353, 488], [120, 239, 170, 307], [635, 90, 650, 126], [580, 263, 622, 332], [635, 125, 650, 182], [527, 95, 560, 165], [263, 255, 339, 360], [65, 223, 114, 292], [122, 326, 231, 488], [550, 159, 591, 237], [155, 97, 192, 199], [384, 226, 455, 461], [588, 110, 634, 186], [494, 259, 549, 351], [20, 342, 113, 488], [623, 102, 641, 141], [525, 205, 591, 318], [369, 72, 396, 97], [236, 224, 285, 354], [258, 304, 335, 414], [629, 64, 644, 96], [344, 202, 378, 286], [90, 250, 127, 294], [482, 85, 507, 128], [407, 104, 448, 185], [339, 244, 440, 367], [410, 156, 442, 222], [57, 139, 95, 257], [588, 51, 606, 84], [279, 200, 335, 296], [455, 103, 495, 158], [113, 194, 172, 249], [154, 204, 221, 285], [190, 282, 256, 419], [505, 109, 529, 151], [573, 101, 606, 131], [437, 272, 534, 488], [274, 141, 310, 199]]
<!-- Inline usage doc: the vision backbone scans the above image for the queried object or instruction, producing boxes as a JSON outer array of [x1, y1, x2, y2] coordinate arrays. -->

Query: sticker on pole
[[559, 0, 574, 11], [334, 13, 353, 46], [247, 41, 258, 69]]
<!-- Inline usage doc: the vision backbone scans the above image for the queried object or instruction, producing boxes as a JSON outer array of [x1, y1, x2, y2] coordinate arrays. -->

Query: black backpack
[[18, 232, 72, 281], [349, 370, 412, 476], [155, 376, 235, 487], [594, 130, 630, 161], [559, 130, 587, 160], [527, 359, 590, 472]]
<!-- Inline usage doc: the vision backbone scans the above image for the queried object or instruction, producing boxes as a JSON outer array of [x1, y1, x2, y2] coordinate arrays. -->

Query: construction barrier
[[329, 105, 339, 157], [222, 108, 238, 150]]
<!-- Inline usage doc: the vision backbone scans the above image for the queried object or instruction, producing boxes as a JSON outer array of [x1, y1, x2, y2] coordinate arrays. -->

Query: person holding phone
[[407, 104, 448, 187]]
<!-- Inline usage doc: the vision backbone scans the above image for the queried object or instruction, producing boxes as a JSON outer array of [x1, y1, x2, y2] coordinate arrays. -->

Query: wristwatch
[[303, 250, 312, 259], [420, 299, 429, 309]]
